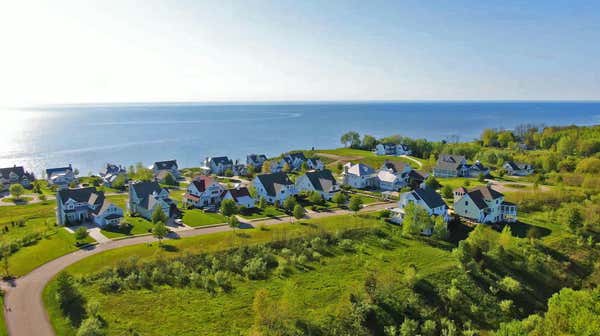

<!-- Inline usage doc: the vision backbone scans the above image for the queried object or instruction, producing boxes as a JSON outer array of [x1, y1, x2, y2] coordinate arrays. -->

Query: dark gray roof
[[409, 170, 427, 181], [435, 155, 465, 171], [412, 187, 446, 209], [0, 166, 34, 181], [247, 154, 267, 163], [131, 181, 163, 199], [209, 156, 232, 165], [223, 187, 251, 202], [154, 160, 178, 170], [58, 187, 105, 207], [101, 163, 125, 176], [381, 160, 409, 173], [465, 186, 504, 210], [46, 165, 73, 176], [304, 170, 337, 192], [256, 172, 293, 196]]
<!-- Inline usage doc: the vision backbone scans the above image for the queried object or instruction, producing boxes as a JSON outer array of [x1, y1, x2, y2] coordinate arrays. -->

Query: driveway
[[2, 202, 392, 336]]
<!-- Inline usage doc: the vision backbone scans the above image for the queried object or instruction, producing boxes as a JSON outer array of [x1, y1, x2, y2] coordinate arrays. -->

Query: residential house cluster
[[432, 155, 490, 178], [375, 143, 412, 156], [342, 160, 419, 191], [99, 163, 127, 187], [46, 164, 76, 189], [0, 165, 35, 189]]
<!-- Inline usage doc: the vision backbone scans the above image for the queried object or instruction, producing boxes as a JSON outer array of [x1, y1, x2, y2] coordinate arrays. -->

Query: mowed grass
[[238, 206, 286, 220], [100, 216, 155, 238], [8, 228, 94, 276], [44, 213, 457, 336], [438, 177, 486, 190], [315, 148, 418, 169], [182, 209, 227, 227], [0, 296, 6, 336]]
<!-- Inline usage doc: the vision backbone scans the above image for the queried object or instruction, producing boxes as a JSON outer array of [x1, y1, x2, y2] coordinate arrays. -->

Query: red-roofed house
[[183, 175, 224, 209]]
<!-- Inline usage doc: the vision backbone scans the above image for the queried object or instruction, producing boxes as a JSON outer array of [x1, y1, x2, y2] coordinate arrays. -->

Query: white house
[[246, 154, 268, 170], [221, 186, 255, 208], [306, 158, 325, 171], [375, 143, 412, 156], [46, 164, 76, 189], [433, 155, 489, 178], [390, 187, 449, 235], [342, 163, 377, 189], [99, 163, 127, 187], [295, 169, 339, 200], [56, 187, 123, 227], [377, 161, 412, 190], [0, 165, 35, 189], [152, 160, 180, 179], [253, 172, 297, 204], [276, 152, 324, 172], [503, 161, 534, 176], [202, 157, 234, 176], [453, 186, 517, 224], [182, 175, 224, 209], [128, 181, 178, 220]]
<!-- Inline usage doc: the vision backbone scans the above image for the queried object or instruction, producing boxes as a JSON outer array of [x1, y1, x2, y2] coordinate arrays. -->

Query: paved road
[[2, 202, 392, 336]]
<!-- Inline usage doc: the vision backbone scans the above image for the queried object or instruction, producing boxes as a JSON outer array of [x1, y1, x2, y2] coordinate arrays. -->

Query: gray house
[[152, 160, 180, 179], [56, 187, 123, 227], [128, 181, 178, 220], [0, 165, 35, 189]]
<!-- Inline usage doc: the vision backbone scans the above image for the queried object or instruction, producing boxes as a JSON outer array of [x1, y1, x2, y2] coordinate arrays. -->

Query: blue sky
[[1, 0, 599, 105]]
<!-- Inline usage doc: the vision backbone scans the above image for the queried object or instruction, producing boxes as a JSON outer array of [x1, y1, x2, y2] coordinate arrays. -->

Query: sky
[[1, 0, 599, 106]]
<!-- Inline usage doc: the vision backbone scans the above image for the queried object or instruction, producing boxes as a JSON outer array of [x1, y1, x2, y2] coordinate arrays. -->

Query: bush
[[338, 239, 355, 252], [243, 257, 268, 280]]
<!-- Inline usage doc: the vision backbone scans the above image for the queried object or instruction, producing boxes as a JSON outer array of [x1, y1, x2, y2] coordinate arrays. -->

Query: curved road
[[3, 203, 392, 336]]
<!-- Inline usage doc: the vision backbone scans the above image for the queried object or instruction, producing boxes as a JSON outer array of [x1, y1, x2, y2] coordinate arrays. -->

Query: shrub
[[338, 239, 355, 252], [243, 257, 268, 280]]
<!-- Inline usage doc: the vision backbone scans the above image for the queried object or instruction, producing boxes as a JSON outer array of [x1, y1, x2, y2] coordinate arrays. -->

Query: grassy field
[[182, 209, 227, 227], [313, 148, 424, 170], [44, 212, 459, 336], [100, 216, 155, 238], [0, 196, 34, 204], [437, 177, 486, 190], [0, 296, 6, 336], [238, 206, 286, 220]]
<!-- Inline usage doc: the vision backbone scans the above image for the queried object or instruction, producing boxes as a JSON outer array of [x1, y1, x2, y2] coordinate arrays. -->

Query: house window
[[465, 201, 469, 206]]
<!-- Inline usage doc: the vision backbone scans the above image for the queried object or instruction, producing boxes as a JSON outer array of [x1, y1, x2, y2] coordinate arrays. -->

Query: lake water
[[1, 101, 599, 176]]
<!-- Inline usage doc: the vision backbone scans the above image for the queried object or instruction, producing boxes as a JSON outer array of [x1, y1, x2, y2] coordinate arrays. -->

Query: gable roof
[[377, 170, 400, 183], [0, 166, 33, 180], [101, 163, 125, 176], [131, 181, 164, 199], [346, 163, 375, 176], [408, 170, 427, 181], [256, 172, 293, 196], [381, 160, 409, 173], [247, 154, 267, 163], [505, 161, 530, 170], [411, 187, 446, 209], [435, 155, 466, 171], [46, 165, 73, 177], [464, 185, 504, 210], [190, 175, 215, 192], [223, 187, 252, 202], [303, 170, 337, 192], [209, 156, 232, 165], [154, 160, 178, 170], [58, 187, 105, 206]]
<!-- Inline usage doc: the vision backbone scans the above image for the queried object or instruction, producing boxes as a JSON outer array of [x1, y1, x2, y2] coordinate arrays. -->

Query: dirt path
[[486, 179, 551, 193], [2, 202, 392, 336], [398, 155, 423, 169]]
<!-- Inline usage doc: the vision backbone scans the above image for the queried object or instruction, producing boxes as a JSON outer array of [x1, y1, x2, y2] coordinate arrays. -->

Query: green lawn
[[100, 216, 155, 238], [0, 296, 6, 336], [8, 228, 94, 276], [44, 212, 458, 336], [0, 196, 34, 204], [437, 177, 486, 190], [238, 206, 286, 220], [182, 209, 227, 227], [315, 148, 418, 169]]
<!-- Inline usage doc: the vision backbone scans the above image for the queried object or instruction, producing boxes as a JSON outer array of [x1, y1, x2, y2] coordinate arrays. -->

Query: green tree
[[258, 197, 267, 209], [499, 276, 522, 294], [224, 168, 234, 177], [557, 135, 576, 156], [261, 161, 272, 173], [55, 271, 86, 324], [424, 175, 441, 190], [332, 192, 348, 207], [283, 196, 297, 213], [400, 318, 419, 336], [340, 131, 361, 148], [293, 204, 305, 222], [301, 161, 309, 172], [361, 134, 377, 150], [135, 167, 154, 182], [74, 227, 88, 242], [220, 199, 238, 217], [9, 183, 25, 200], [348, 195, 363, 215], [497, 131, 515, 148], [151, 206, 168, 224], [308, 191, 324, 205], [282, 162, 291, 173], [111, 174, 127, 190], [433, 216, 448, 240], [77, 316, 105, 336], [564, 206, 583, 233], [403, 203, 430, 236], [163, 172, 177, 186], [441, 185, 453, 198], [481, 128, 498, 147], [246, 164, 255, 177], [228, 215, 240, 232], [152, 221, 169, 245]]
